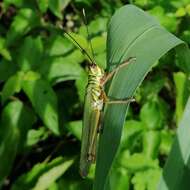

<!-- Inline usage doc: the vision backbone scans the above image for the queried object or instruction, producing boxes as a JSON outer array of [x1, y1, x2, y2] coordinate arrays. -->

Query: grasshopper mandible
[[65, 9, 136, 178]]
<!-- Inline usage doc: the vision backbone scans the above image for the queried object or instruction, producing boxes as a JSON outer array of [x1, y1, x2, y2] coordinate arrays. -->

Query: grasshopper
[[65, 10, 136, 177]]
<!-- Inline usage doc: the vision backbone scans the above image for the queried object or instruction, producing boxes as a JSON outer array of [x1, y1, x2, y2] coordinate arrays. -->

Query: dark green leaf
[[6, 8, 40, 46], [0, 37, 11, 61], [0, 101, 35, 185], [173, 72, 190, 123], [158, 98, 190, 190], [121, 120, 144, 150], [17, 36, 43, 71], [12, 157, 74, 190], [37, 0, 49, 13], [39, 52, 83, 84], [1, 71, 24, 104], [48, 0, 71, 19], [0, 60, 17, 82], [94, 5, 187, 190], [45, 35, 74, 57], [22, 71, 59, 135]]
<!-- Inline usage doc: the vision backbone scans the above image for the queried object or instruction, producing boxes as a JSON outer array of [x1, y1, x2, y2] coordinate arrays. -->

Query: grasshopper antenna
[[59, 22, 95, 65], [82, 8, 96, 64]]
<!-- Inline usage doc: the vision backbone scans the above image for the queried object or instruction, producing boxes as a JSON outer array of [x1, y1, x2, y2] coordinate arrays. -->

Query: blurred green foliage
[[0, 0, 190, 190]]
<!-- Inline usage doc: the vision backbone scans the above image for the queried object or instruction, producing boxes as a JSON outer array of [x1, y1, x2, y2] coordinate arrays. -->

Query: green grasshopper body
[[63, 15, 135, 178], [79, 59, 135, 177], [80, 64, 105, 177]]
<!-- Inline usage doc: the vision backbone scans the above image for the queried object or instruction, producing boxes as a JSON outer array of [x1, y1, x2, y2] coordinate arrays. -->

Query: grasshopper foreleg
[[101, 57, 136, 86]]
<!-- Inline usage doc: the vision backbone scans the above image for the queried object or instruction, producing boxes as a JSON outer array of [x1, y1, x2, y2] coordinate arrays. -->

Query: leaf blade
[[94, 5, 188, 190]]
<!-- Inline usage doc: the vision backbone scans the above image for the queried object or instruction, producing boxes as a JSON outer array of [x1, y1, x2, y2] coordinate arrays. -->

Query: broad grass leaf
[[158, 97, 190, 190], [94, 5, 188, 190], [22, 71, 59, 135]]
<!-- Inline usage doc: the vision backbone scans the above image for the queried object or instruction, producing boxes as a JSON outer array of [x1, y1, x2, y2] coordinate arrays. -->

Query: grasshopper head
[[88, 64, 104, 78]]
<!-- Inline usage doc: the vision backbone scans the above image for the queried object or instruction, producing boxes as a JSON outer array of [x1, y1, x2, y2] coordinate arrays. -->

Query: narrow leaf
[[158, 97, 190, 190]]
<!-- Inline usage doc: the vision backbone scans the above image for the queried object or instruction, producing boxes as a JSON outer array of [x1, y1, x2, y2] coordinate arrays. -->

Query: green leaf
[[0, 60, 17, 82], [148, 6, 177, 32], [39, 52, 83, 84], [12, 157, 74, 190], [94, 5, 187, 190], [3, 0, 36, 8], [118, 152, 159, 172], [138, 76, 165, 102], [140, 98, 166, 130], [3, 0, 24, 7], [37, 0, 49, 13], [66, 120, 82, 140], [142, 130, 161, 159], [17, 36, 43, 71], [109, 168, 129, 190], [33, 159, 74, 190], [6, 8, 40, 46], [158, 97, 190, 190], [1, 71, 24, 104], [0, 37, 11, 61], [121, 120, 144, 150], [0, 101, 35, 185], [26, 127, 48, 146], [132, 168, 161, 190], [175, 46, 190, 72], [45, 35, 74, 57], [22, 71, 59, 135], [173, 72, 190, 123], [48, 0, 71, 19], [159, 130, 174, 155]]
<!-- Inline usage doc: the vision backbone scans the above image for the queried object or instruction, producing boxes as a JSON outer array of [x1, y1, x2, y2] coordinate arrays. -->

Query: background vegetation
[[0, 0, 190, 189]]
